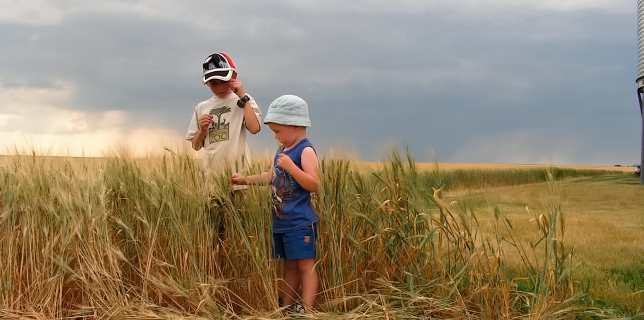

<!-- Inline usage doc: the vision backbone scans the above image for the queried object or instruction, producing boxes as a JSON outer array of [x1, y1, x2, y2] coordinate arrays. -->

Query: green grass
[[0, 151, 641, 319], [443, 172, 644, 317], [418, 167, 616, 191]]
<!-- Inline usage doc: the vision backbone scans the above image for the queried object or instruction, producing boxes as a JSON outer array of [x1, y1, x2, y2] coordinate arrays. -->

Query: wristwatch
[[236, 94, 251, 108]]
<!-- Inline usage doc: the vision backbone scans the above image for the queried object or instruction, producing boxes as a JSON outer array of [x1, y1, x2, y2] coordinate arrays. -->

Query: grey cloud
[[0, 2, 640, 163]]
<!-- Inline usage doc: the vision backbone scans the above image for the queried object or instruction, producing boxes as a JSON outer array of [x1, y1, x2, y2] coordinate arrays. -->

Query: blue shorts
[[272, 224, 317, 260]]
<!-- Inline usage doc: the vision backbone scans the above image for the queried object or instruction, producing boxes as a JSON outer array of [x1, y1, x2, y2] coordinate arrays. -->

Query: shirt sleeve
[[185, 106, 199, 141], [248, 95, 262, 119]]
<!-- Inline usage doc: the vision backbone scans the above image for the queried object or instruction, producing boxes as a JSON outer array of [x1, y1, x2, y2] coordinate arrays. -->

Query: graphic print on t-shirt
[[208, 106, 231, 144], [272, 166, 296, 219]]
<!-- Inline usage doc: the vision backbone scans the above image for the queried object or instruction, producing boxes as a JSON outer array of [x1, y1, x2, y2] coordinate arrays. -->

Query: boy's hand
[[231, 173, 246, 185], [228, 79, 246, 97], [277, 153, 296, 172], [198, 114, 213, 132]]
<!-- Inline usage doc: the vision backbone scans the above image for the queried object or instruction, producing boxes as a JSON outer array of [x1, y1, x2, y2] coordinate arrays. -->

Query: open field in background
[[443, 174, 644, 315], [3, 154, 638, 173], [0, 152, 642, 319], [359, 161, 639, 173]]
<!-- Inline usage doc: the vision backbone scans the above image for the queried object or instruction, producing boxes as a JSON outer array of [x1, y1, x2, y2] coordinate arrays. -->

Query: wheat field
[[0, 152, 641, 319]]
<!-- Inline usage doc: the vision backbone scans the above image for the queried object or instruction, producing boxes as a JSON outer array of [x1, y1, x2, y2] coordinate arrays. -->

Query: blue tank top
[[271, 138, 319, 233]]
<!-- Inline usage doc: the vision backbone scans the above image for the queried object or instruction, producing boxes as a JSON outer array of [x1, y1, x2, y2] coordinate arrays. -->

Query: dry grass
[[0, 152, 640, 319], [445, 174, 644, 315]]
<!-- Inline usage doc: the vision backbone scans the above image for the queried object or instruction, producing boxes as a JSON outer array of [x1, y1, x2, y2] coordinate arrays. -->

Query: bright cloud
[[0, 83, 184, 157]]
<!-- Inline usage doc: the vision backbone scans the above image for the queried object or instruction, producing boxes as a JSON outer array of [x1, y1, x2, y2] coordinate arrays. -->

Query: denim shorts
[[272, 224, 317, 260]]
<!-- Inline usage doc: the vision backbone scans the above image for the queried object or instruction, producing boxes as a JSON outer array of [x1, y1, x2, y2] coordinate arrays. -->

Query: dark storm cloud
[[0, 2, 639, 162]]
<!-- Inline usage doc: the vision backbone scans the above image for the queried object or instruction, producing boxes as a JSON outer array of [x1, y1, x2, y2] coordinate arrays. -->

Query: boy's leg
[[273, 233, 299, 307], [297, 258, 318, 309], [281, 260, 300, 306], [208, 190, 239, 242], [281, 224, 318, 309], [208, 194, 226, 243]]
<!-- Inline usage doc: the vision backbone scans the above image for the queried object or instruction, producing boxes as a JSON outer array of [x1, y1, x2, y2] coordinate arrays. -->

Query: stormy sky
[[0, 0, 640, 163]]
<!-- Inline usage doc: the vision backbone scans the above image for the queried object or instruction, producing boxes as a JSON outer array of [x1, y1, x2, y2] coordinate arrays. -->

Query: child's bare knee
[[286, 260, 299, 270], [297, 259, 316, 273]]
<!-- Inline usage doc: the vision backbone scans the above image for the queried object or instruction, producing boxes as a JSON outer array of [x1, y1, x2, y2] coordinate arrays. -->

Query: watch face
[[237, 96, 249, 107]]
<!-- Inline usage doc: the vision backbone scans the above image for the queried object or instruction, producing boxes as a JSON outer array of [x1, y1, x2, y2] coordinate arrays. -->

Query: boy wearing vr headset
[[185, 52, 262, 172]]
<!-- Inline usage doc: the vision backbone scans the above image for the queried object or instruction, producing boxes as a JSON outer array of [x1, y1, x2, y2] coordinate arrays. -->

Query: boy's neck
[[213, 91, 233, 99], [283, 132, 307, 150]]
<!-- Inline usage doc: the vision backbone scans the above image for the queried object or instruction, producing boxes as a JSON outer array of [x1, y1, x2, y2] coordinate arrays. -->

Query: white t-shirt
[[185, 92, 261, 173]]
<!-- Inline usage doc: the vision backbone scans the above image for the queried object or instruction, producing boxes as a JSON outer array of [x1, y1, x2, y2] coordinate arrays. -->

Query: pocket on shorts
[[302, 223, 316, 244]]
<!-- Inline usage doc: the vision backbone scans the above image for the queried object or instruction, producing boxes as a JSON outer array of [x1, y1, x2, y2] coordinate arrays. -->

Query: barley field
[[0, 152, 642, 319]]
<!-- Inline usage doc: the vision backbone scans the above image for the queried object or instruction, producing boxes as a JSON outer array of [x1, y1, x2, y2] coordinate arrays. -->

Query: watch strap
[[237, 94, 250, 108]]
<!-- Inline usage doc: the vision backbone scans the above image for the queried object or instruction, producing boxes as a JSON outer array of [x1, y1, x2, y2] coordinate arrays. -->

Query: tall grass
[[0, 152, 618, 318]]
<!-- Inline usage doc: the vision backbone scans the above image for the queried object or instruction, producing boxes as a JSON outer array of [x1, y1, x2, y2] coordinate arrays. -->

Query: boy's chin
[[213, 91, 231, 98]]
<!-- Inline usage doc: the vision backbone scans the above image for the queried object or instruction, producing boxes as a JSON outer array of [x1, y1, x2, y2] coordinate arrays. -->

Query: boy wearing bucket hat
[[231, 95, 320, 312], [185, 52, 261, 172]]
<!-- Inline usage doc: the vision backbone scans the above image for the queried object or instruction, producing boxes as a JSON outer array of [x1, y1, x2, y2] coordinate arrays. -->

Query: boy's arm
[[242, 100, 261, 134], [278, 147, 320, 193], [190, 115, 213, 150], [232, 171, 272, 185], [229, 79, 261, 134], [186, 108, 213, 151], [191, 129, 207, 151]]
